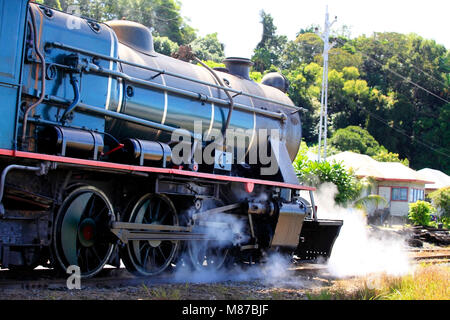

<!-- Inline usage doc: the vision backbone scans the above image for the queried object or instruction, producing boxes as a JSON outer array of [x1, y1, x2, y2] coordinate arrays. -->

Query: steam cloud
[[315, 183, 413, 277], [170, 182, 412, 287]]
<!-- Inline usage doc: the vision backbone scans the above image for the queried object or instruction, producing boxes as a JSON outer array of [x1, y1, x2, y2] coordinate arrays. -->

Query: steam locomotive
[[0, 0, 342, 278]]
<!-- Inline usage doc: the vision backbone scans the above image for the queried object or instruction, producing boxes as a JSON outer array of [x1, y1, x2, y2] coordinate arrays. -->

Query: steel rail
[[47, 41, 306, 113]]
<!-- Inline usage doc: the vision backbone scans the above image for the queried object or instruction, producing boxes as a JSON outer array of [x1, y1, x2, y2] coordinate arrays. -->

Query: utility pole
[[316, 6, 336, 162]]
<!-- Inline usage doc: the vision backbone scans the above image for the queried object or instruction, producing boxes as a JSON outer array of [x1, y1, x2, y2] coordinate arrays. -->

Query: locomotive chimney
[[223, 57, 253, 80]]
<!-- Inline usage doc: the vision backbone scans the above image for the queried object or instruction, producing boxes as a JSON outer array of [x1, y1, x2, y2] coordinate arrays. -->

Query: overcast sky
[[180, 0, 450, 58]]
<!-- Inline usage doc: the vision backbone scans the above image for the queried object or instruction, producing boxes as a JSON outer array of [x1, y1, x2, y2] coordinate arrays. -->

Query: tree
[[280, 33, 323, 70], [353, 177, 388, 214], [372, 150, 409, 166], [40, 0, 198, 45], [429, 187, 450, 222], [315, 48, 363, 72], [35, 0, 62, 10], [330, 126, 382, 156], [153, 36, 179, 56], [189, 33, 225, 63], [251, 11, 287, 72], [353, 33, 449, 172]]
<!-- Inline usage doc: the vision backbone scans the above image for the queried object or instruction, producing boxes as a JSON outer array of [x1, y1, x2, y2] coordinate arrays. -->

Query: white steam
[[315, 183, 412, 277]]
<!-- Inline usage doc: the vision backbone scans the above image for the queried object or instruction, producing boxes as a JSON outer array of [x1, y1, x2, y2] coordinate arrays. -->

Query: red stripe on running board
[[0, 148, 316, 191]]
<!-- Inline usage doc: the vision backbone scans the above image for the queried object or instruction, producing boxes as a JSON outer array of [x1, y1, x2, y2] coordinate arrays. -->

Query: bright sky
[[180, 0, 450, 59]]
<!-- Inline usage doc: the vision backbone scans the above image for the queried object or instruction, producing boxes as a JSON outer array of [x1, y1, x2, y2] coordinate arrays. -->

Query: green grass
[[307, 264, 450, 300]]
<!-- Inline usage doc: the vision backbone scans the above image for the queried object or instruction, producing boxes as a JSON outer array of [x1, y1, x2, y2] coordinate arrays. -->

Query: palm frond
[[354, 194, 388, 211]]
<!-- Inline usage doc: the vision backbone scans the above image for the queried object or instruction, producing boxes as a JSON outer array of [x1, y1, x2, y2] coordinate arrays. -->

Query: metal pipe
[[46, 95, 193, 137], [194, 57, 234, 146], [47, 41, 306, 112], [60, 74, 80, 123], [22, 8, 47, 148], [309, 190, 318, 221], [0, 165, 43, 216], [85, 63, 286, 121]]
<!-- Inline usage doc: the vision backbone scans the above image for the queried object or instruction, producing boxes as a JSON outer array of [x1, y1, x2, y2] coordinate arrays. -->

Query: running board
[[110, 222, 231, 244]]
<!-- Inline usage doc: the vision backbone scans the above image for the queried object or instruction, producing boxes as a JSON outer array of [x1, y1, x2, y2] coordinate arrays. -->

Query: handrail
[[84, 62, 287, 121], [47, 41, 307, 113], [46, 95, 192, 137]]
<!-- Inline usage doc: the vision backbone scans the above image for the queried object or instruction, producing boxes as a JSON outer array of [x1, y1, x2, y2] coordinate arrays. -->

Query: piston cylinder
[[38, 126, 104, 160], [122, 138, 171, 166]]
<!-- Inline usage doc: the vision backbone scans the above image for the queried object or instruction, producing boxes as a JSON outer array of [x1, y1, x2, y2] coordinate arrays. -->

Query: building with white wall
[[328, 152, 433, 221]]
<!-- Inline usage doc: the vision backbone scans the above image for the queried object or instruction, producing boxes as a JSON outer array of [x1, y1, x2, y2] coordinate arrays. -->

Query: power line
[[394, 54, 448, 87], [335, 38, 450, 104], [359, 107, 450, 159]]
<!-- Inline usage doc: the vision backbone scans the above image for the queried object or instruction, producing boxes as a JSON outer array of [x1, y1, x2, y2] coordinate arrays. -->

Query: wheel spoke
[[153, 199, 161, 222], [159, 211, 168, 224], [147, 200, 153, 221], [151, 248, 157, 267], [92, 205, 107, 221], [157, 246, 167, 262], [142, 246, 151, 269], [91, 247, 102, 263], [86, 194, 96, 218], [84, 247, 90, 272]]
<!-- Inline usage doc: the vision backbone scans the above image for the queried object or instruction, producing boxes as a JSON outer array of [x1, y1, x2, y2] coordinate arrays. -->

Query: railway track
[[0, 248, 448, 290], [408, 247, 450, 264], [0, 263, 329, 290]]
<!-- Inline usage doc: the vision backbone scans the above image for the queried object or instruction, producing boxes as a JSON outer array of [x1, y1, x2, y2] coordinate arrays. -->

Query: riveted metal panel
[[0, 0, 27, 85]]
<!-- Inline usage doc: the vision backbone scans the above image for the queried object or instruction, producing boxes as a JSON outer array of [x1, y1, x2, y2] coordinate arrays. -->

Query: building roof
[[417, 168, 450, 190], [327, 151, 433, 184]]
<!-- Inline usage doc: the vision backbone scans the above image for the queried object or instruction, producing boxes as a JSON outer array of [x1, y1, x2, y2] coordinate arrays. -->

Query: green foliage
[[300, 160, 361, 205], [35, 0, 62, 10], [251, 11, 288, 72], [330, 126, 382, 156], [315, 48, 363, 72], [198, 60, 225, 69], [189, 33, 225, 63], [249, 71, 263, 83], [372, 150, 409, 166], [354, 195, 387, 213], [294, 144, 361, 205], [257, 18, 449, 173], [429, 187, 450, 219], [153, 36, 179, 56], [408, 201, 436, 226], [293, 141, 310, 173], [43, 0, 197, 45], [330, 126, 410, 165]]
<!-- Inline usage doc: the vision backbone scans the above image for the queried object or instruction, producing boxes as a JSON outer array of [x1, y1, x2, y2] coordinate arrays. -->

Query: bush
[[408, 201, 436, 226], [429, 187, 450, 219], [296, 158, 361, 205]]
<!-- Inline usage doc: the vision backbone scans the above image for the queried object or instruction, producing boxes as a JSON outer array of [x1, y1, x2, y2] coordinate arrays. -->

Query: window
[[392, 187, 408, 201], [410, 188, 425, 203]]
